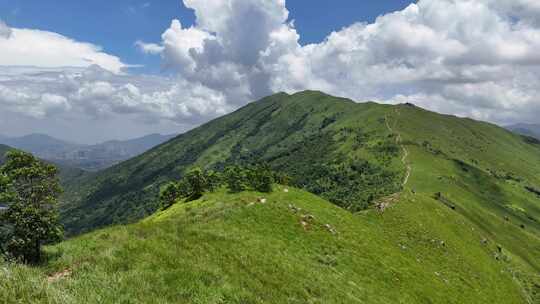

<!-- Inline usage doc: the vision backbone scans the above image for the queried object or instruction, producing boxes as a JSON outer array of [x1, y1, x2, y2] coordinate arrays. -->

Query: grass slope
[[389, 106, 540, 266], [63, 91, 404, 234], [388, 105, 540, 299], [52, 91, 540, 301], [0, 187, 528, 303]]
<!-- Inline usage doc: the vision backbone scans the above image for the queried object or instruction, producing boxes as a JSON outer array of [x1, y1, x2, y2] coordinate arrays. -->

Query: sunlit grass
[[0, 187, 529, 303]]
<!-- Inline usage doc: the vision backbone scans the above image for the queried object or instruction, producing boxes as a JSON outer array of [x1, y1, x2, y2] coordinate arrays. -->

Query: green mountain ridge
[[3, 91, 540, 302], [62, 91, 405, 235], [62, 92, 540, 236], [60, 92, 540, 277]]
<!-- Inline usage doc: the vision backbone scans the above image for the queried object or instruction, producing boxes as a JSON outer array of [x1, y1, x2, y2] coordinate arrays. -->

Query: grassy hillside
[[62, 91, 404, 234], [388, 105, 540, 275], [62, 92, 540, 239], [4, 90, 540, 302], [0, 188, 530, 303], [54, 91, 540, 301]]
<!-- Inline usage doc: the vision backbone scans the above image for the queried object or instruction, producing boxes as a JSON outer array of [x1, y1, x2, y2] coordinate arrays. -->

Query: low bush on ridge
[[159, 165, 288, 210]]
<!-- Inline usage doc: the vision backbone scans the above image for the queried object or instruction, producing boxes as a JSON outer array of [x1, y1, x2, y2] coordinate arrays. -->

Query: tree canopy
[[0, 151, 63, 264]]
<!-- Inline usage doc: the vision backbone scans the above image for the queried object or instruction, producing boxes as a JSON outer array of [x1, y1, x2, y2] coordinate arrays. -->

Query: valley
[[0, 133, 176, 171]]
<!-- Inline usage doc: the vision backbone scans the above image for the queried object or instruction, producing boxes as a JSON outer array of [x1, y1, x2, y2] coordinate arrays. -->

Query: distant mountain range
[[0, 143, 87, 186], [0, 133, 176, 171], [507, 123, 540, 140]]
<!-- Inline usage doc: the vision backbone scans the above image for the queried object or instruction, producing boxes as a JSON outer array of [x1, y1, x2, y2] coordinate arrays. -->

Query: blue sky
[[0, 0, 414, 74]]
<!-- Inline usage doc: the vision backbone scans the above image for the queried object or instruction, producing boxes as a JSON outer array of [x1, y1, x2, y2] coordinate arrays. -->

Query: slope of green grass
[[61, 92, 540, 238], [62, 91, 404, 234], [51, 91, 540, 301], [0, 187, 529, 303], [389, 107, 540, 243], [387, 105, 540, 299]]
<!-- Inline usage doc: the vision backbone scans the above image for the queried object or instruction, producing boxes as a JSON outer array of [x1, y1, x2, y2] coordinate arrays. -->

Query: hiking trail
[[385, 107, 411, 188]]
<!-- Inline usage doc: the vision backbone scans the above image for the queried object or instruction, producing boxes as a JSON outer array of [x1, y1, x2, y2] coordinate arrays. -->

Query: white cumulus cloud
[[0, 24, 127, 73], [140, 0, 540, 125], [3, 0, 540, 143], [0, 65, 230, 123], [135, 40, 164, 55]]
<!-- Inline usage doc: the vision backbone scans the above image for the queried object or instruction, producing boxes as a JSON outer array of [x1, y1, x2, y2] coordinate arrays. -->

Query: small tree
[[183, 168, 208, 200], [0, 151, 63, 264], [224, 166, 247, 193], [274, 172, 292, 186], [159, 182, 181, 210], [249, 165, 274, 193], [206, 170, 222, 192], [159, 168, 220, 209]]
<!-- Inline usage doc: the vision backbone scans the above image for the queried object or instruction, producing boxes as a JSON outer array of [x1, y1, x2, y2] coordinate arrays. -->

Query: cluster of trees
[[295, 160, 400, 212], [159, 165, 283, 210], [0, 151, 63, 264]]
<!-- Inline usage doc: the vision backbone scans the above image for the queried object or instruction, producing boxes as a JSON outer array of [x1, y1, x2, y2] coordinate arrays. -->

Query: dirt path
[[385, 108, 411, 188], [47, 268, 71, 283], [374, 108, 413, 212]]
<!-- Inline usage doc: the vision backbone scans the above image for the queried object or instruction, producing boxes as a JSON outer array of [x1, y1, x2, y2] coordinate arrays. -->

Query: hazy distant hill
[[0, 133, 176, 171], [0, 143, 87, 186], [507, 123, 540, 140], [0, 144, 12, 163], [52, 133, 176, 171], [0, 133, 81, 159]]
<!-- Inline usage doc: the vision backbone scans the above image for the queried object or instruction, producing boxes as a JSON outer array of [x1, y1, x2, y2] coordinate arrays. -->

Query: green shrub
[[157, 165, 279, 210], [183, 168, 208, 200], [224, 166, 248, 193], [248, 165, 274, 193], [206, 170, 223, 192], [159, 182, 181, 210], [274, 172, 292, 186]]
